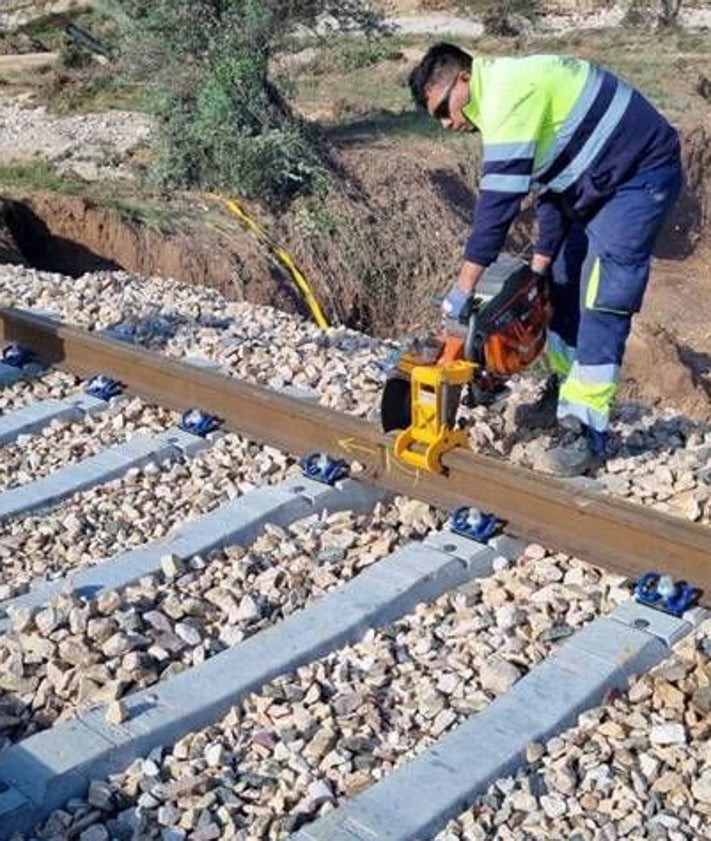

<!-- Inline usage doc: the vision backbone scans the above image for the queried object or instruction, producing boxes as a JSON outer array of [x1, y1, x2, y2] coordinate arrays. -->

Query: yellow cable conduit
[[222, 197, 330, 330]]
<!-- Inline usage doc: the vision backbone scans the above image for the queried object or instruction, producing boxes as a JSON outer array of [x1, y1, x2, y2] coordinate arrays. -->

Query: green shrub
[[457, 0, 541, 36]]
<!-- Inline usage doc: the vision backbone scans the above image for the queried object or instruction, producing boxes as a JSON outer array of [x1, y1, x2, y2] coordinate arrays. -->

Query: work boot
[[514, 374, 560, 430], [536, 426, 607, 478]]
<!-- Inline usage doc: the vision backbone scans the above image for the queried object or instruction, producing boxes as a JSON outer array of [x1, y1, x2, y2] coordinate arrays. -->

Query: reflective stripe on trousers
[[558, 362, 620, 432], [546, 331, 576, 377]]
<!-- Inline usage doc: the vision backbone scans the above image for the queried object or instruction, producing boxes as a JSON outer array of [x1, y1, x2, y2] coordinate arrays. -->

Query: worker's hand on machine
[[530, 254, 552, 277], [442, 261, 487, 322], [442, 285, 474, 322]]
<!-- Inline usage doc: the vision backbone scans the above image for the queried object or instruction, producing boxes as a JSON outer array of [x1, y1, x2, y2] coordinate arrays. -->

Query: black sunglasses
[[432, 75, 459, 121]]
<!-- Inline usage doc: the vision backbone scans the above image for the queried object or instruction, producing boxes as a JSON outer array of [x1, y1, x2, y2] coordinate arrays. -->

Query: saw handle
[[432, 293, 484, 363]]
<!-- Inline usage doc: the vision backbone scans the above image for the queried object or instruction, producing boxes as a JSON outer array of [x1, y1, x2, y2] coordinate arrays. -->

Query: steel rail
[[2, 307, 709, 598]]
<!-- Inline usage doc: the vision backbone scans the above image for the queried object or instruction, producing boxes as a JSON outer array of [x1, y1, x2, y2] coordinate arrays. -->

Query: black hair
[[408, 42, 473, 110]]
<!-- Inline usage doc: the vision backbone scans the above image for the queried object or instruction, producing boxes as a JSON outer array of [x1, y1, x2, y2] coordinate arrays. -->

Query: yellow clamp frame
[[223, 197, 329, 330], [394, 359, 475, 473]]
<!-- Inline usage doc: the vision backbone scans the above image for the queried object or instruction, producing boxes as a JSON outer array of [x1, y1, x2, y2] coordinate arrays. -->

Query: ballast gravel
[[0, 265, 709, 840], [0, 433, 296, 596], [434, 623, 711, 841], [0, 497, 440, 746], [0, 266, 390, 419], [29, 549, 630, 840], [0, 265, 708, 524], [0, 395, 174, 493], [0, 369, 80, 414]]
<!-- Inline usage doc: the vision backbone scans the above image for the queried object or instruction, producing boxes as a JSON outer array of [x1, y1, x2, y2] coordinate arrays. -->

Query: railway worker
[[408, 44, 682, 477]]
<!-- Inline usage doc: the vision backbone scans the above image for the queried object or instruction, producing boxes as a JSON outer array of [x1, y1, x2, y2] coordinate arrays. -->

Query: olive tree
[[107, 0, 381, 203]]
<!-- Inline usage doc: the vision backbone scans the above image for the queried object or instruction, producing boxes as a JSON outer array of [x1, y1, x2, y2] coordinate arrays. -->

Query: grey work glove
[[442, 285, 474, 323]]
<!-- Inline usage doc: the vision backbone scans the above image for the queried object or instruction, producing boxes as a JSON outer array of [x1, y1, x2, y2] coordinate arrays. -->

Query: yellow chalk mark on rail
[[338, 437, 379, 457]]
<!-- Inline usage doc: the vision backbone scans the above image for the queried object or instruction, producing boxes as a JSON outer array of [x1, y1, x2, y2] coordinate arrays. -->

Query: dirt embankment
[[0, 132, 483, 334], [621, 321, 710, 419], [0, 127, 708, 310], [0, 194, 298, 310]]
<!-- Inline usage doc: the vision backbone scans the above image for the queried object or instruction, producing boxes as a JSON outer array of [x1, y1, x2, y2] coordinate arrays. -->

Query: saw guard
[[393, 359, 475, 473], [385, 257, 549, 473]]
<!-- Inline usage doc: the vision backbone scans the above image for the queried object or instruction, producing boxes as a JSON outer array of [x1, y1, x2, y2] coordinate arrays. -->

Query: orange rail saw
[[381, 256, 551, 473]]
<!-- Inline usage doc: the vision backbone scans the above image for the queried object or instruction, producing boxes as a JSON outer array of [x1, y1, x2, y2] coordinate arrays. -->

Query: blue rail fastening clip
[[634, 572, 701, 618], [180, 409, 221, 438], [84, 375, 123, 402], [301, 453, 350, 486], [449, 506, 501, 542], [2, 343, 32, 368]]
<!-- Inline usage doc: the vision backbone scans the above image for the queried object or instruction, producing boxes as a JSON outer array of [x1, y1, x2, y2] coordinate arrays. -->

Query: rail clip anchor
[[180, 409, 221, 438], [634, 572, 701, 618], [2, 343, 33, 368], [84, 375, 123, 402], [450, 506, 501, 542], [301, 453, 349, 486]]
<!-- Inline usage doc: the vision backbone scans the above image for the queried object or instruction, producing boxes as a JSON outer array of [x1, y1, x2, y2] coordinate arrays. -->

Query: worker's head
[[408, 43, 474, 132]]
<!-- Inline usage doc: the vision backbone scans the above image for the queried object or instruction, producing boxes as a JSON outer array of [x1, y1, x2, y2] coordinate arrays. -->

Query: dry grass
[[290, 27, 711, 129]]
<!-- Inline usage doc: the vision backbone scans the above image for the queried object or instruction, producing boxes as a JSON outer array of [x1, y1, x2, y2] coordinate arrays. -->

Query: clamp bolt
[[449, 506, 501, 542], [84, 375, 122, 402], [301, 453, 349, 486], [634, 571, 701, 618], [2, 343, 32, 368], [179, 409, 220, 438]]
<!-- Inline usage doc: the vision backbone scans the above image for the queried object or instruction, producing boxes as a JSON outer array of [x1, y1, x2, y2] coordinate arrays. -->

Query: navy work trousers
[[546, 160, 683, 432]]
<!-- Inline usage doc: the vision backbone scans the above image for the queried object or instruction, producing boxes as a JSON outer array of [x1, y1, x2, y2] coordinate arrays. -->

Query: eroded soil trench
[[0, 193, 280, 297]]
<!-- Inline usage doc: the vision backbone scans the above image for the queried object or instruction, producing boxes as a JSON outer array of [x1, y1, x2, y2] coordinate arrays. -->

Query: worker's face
[[425, 71, 474, 132]]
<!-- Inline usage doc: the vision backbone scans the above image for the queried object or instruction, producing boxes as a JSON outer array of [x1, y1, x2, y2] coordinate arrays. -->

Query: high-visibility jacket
[[461, 55, 680, 266]]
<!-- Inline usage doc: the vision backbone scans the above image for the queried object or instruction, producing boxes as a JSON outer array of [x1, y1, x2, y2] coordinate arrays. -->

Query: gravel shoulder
[[0, 96, 154, 181], [0, 396, 174, 492]]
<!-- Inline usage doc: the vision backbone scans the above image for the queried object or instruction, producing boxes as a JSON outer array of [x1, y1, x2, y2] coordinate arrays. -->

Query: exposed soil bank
[[620, 321, 711, 420], [0, 120, 707, 325], [0, 193, 319, 316]]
